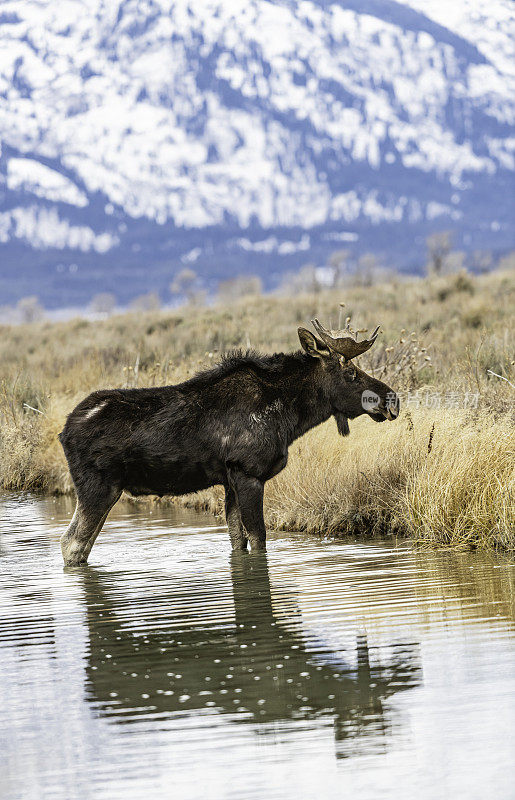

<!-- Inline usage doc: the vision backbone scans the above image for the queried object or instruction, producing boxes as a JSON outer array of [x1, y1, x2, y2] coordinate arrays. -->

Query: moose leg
[[61, 485, 120, 566], [80, 490, 121, 562], [228, 469, 266, 551], [224, 485, 248, 551]]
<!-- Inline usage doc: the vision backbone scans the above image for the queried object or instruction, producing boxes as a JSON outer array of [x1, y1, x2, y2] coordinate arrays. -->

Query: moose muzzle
[[361, 390, 400, 421]]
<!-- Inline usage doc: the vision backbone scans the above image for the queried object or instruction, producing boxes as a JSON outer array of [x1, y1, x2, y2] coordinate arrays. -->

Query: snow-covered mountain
[[0, 0, 513, 307]]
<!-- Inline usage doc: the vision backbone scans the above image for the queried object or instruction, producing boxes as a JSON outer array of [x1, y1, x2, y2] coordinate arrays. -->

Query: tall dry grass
[[0, 269, 514, 548], [271, 409, 514, 550]]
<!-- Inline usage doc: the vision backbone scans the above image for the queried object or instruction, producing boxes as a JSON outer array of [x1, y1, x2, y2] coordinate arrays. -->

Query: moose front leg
[[227, 468, 267, 551], [224, 484, 248, 551]]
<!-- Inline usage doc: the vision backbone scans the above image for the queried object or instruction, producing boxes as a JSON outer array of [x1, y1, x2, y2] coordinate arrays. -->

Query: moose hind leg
[[224, 485, 248, 551], [61, 485, 120, 566]]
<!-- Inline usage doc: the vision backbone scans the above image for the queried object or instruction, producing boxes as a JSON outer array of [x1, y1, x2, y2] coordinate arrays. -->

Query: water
[[0, 494, 514, 800]]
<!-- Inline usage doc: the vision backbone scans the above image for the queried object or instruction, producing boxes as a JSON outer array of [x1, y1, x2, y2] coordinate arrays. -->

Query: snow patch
[[235, 235, 310, 254], [0, 206, 118, 252], [7, 159, 88, 207]]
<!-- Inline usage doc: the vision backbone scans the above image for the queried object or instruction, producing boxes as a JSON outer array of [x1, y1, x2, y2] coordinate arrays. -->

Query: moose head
[[298, 318, 399, 435]]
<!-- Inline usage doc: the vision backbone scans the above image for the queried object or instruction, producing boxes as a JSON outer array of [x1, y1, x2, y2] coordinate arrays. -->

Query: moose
[[59, 318, 399, 565]]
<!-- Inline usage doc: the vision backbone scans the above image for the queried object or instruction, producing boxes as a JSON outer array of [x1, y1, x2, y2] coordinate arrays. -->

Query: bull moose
[[59, 318, 399, 565]]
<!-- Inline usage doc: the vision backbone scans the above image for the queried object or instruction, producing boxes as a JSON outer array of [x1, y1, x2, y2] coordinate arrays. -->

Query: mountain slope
[[0, 0, 513, 307]]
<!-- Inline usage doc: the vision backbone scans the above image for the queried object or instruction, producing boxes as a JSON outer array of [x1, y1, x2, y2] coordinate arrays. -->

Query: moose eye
[[339, 357, 357, 380]]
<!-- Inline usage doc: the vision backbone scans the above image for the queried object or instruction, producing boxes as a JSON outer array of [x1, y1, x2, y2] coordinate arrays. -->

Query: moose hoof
[[248, 538, 266, 551], [61, 536, 88, 567]]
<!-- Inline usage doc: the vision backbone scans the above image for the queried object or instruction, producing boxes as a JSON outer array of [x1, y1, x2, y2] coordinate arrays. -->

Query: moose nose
[[386, 394, 400, 420]]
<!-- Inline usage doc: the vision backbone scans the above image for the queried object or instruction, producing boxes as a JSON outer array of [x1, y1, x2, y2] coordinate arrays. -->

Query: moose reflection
[[81, 554, 420, 757]]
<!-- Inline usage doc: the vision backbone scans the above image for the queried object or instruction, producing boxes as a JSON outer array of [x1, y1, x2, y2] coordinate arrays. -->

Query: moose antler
[[311, 318, 380, 360]]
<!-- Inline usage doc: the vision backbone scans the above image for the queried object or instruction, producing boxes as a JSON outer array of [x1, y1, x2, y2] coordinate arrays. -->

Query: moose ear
[[298, 328, 332, 358]]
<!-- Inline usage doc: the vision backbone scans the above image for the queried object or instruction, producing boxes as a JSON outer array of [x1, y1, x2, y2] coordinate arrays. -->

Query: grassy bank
[[1, 269, 514, 549], [186, 409, 514, 551]]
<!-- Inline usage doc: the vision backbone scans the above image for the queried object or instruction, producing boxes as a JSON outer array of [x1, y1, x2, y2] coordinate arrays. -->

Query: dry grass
[[272, 409, 514, 550], [0, 269, 514, 549]]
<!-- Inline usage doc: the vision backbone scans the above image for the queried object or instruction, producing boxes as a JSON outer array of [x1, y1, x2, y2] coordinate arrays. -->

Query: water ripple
[[0, 493, 514, 800]]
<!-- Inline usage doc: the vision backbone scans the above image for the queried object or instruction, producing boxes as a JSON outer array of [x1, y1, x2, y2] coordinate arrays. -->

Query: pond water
[[0, 493, 514, 800]]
